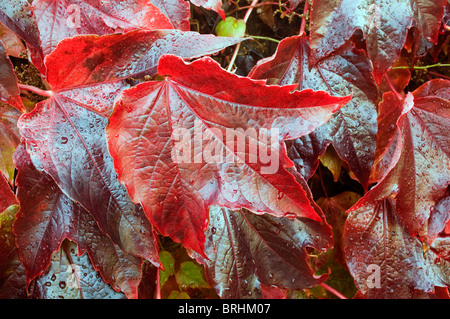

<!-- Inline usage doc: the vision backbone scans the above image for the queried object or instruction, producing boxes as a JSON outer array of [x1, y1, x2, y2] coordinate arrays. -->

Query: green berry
[[215, 17, 246, 38]]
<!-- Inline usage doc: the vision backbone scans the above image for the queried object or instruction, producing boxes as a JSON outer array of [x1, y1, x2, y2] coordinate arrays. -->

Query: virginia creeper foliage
[[0, 0, 449, 299]]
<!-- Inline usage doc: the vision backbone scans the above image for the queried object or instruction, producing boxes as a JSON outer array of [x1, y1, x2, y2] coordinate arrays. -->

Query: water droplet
[[211, 227, 216, 234], [277, 191, 285, 200], [59, 281, 66, 289], [61, 137, 68, 144], [283, 212, 296, 218]]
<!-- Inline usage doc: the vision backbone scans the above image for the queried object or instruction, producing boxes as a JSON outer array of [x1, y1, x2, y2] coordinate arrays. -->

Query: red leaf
[[0, 42, 25, 112], [32, 0, 174, 57], [29, 240, 129, 299], [0, 22, 27, 58], [0, 205, 28, 299], [13, 143, 147, 298], [369, 92, 406, 184], [45, 30, 246, 91], [18, 31, 243, 261], [309, 0, 447, 83], [107, 54, 350, 255], [0, 173, 16, 214], [190, 0, 225, 19], [343, 197, 450, 298], [151, 0, 191, 31], [424, 188, 450, 245], [0, 0, 44, 72], [193, 206, 332, 298], [249, 36, 377, 189], [362, 80, 450, 237], [344, 79, 450, 297]]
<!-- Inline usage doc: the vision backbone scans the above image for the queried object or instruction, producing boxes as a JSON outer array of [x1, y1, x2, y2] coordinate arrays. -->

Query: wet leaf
[[250, 36, 377, 189], [107, 54, 350, 255], [193, 206, 333, 298], [13, 143, 145, 298], [309, 0, 447, 83]]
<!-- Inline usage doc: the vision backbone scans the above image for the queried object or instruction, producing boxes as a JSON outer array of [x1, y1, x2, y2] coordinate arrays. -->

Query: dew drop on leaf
[[283, 212, 296, 218]]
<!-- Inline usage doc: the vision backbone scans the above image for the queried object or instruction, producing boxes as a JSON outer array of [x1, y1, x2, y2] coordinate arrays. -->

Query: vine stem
[[319, 283, 347, 299], [18, 83, 53, 97], [248, 35, 280, 43], [299, 0, 310, 36], [228, 1, 289, 16], [391, 63, 450, 70], [227, 0, 259, 72]]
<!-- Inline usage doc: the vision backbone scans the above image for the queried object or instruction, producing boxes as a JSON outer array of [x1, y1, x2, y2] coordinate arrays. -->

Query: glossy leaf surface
[[13, 144, 145, 298], [32, 0, 174, 57], [250, 36, 377, 189], [194, 206, 333, 298], [310, 0, 447, 82], [18, 30, 244, 261], [107, 54, 350, 255]]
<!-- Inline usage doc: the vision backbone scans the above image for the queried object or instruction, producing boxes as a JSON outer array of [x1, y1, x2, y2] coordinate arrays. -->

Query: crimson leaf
[[0, 0, 44, 72], [344, 79, 450, 297], [190, 0, 225, 19], [18, 31, 244, 261], [249, 36, 377, 189], [0, 41, 24, 112], [194, 206, 333, 298], [151, 0, 191, 31], [343, 196, 450, 298], [32, 0, 174, 58], [106, 54, 350, 256], [309, 0, 447, 83], [358, 80, 450, 238], [13, 143, 147, 298], [0, 205, 27, 299], [29, 240, 127, 299]]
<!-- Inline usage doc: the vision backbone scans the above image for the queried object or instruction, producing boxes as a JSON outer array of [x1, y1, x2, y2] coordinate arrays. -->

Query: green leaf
[[176, 261, 210, 289], [159, 250, 175, 287], [168, 290, 191, 299]]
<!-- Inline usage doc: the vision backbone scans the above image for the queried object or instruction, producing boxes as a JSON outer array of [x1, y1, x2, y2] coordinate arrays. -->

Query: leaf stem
[[156, 268, 161, 299], [383, 74, 403, 101], [319, 283, 347, 299], [228, 1, 289, 15], [318, 164, 329, 199], [227, 0, 259, 72], [299, 0, 310, 36], [391, 63, 450, 70], [428, 71, 450, 80], [243, 0, 259, 22], [18, 83, 53, 97], [248, 35, 281, 43]]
